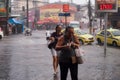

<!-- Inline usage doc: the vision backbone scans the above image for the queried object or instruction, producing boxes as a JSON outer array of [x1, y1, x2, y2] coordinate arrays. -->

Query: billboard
[[95, 0, 118, 12], [0, 1, 6, 16], [39, 4, 76, 24], [63, 4, 69, 12]]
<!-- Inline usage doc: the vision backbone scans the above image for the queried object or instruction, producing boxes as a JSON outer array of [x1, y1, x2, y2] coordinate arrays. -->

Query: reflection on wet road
[[0, 30, 120, 80]]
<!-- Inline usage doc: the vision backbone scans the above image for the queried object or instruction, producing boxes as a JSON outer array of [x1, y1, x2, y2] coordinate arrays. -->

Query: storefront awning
[[8, 18, 22, 24]]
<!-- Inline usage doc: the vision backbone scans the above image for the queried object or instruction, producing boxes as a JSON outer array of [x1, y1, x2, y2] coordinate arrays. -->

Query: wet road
[[0, 31, 52, 80], [0, 30, 120, 80]]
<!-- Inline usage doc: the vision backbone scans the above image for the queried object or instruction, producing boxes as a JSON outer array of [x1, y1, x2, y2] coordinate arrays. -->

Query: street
[[0, 30, 120, 80]]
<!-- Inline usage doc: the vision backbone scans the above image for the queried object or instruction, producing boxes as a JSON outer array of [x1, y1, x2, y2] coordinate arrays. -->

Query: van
[[69, 21, 80, 28]]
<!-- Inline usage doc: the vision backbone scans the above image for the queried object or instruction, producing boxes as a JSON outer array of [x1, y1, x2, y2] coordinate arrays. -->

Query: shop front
[[0, 17, 8, 35], [37, 3, 77, 29], [8, 18, 24, 34]]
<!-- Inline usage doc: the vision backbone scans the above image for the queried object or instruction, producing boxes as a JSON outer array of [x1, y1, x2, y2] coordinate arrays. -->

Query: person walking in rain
[[48, 25, 63, 76], [56, 26, 80, 80]]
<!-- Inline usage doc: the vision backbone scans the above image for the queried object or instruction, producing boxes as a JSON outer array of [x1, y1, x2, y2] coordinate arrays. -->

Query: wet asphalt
[[0, 30, 120, 80]]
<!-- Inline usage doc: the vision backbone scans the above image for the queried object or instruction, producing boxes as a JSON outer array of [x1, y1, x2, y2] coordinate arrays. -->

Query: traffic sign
[[58, 13, 70, 16], [64, 13, 70, 16], [58, 13, 65, 16], [63, 4, 69, 12]]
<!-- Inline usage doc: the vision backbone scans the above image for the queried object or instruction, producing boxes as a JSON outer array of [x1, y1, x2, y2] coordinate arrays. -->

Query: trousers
[[59, 62, 78, 80]]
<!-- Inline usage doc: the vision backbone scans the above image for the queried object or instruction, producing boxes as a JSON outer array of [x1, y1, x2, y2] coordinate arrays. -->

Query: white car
[[0, 30, 4, 39], [69, 21, 80, 28]]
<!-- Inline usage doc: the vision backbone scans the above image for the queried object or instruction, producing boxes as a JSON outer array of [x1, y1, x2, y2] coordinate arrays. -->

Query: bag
[[48, 42, 54, 49], [71, 56, 77, 64], [48, 41, 56, 49], [76, 56, 83, 64], [75, 47, 84, 64]]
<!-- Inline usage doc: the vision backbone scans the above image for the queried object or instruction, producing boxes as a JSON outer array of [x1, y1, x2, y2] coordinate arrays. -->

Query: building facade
[[108, 0, 120, 29], [40, 3, 76, 22], [10, 0, 48, 15], [0, 0, 9, 35], [36, 3, 77, 29]]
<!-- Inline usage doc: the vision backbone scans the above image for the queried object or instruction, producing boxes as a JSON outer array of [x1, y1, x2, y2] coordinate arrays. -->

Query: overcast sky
[[49, 0, 95, 5]]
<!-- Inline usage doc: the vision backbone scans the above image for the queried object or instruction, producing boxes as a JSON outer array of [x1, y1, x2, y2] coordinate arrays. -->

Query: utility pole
[[5, 0, 9, 36], [33, 0, 39, 30], [26, 0, 29, 28], [88, 0, 92, 34], [33, 0, 37, 30]]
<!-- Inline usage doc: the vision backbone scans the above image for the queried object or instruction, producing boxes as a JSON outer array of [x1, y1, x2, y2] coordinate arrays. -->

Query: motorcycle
[[24, 28, 32, 36]]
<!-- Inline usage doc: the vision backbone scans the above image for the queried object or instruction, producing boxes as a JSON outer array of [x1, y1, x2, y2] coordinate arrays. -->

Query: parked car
[[74, 28, 94, 45], [96, 28, 120, 47], [62, 28, 94, 45], [0, 28, 4, 39]]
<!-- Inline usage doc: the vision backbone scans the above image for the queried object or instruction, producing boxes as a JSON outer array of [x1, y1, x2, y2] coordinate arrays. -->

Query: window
[[100, 31, 104, 35], [112, 30, 120, 36], [107, 31, 111, 36]]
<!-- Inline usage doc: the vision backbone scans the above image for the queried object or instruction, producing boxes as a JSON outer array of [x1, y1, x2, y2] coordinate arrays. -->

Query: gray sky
[[49, 0, 95, 5]]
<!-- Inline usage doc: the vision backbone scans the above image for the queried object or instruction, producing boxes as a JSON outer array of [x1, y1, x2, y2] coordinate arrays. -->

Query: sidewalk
[[43, 30, 120, 80], [53, 45, 120, 80], [76, 45, 120, 80]]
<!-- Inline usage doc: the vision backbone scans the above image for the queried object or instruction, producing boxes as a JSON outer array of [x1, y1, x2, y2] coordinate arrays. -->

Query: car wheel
[[79, 39, 84, 45], [97, 38, 102, 44], [88, 43, 92, 45], [112, 41, 117, 47], [0, 35, 2, 39]]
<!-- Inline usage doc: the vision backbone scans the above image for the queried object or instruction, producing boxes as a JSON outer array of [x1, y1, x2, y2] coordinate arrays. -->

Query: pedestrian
[[46, 30, 51, 44], [56, 26, 80, 80], [48, 25, 63, 76]]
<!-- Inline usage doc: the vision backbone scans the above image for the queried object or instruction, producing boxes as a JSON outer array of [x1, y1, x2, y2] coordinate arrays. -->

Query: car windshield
[[70, 24, 79, 28], [75, 30, 87, 35], [112, 30, 120, 36]]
